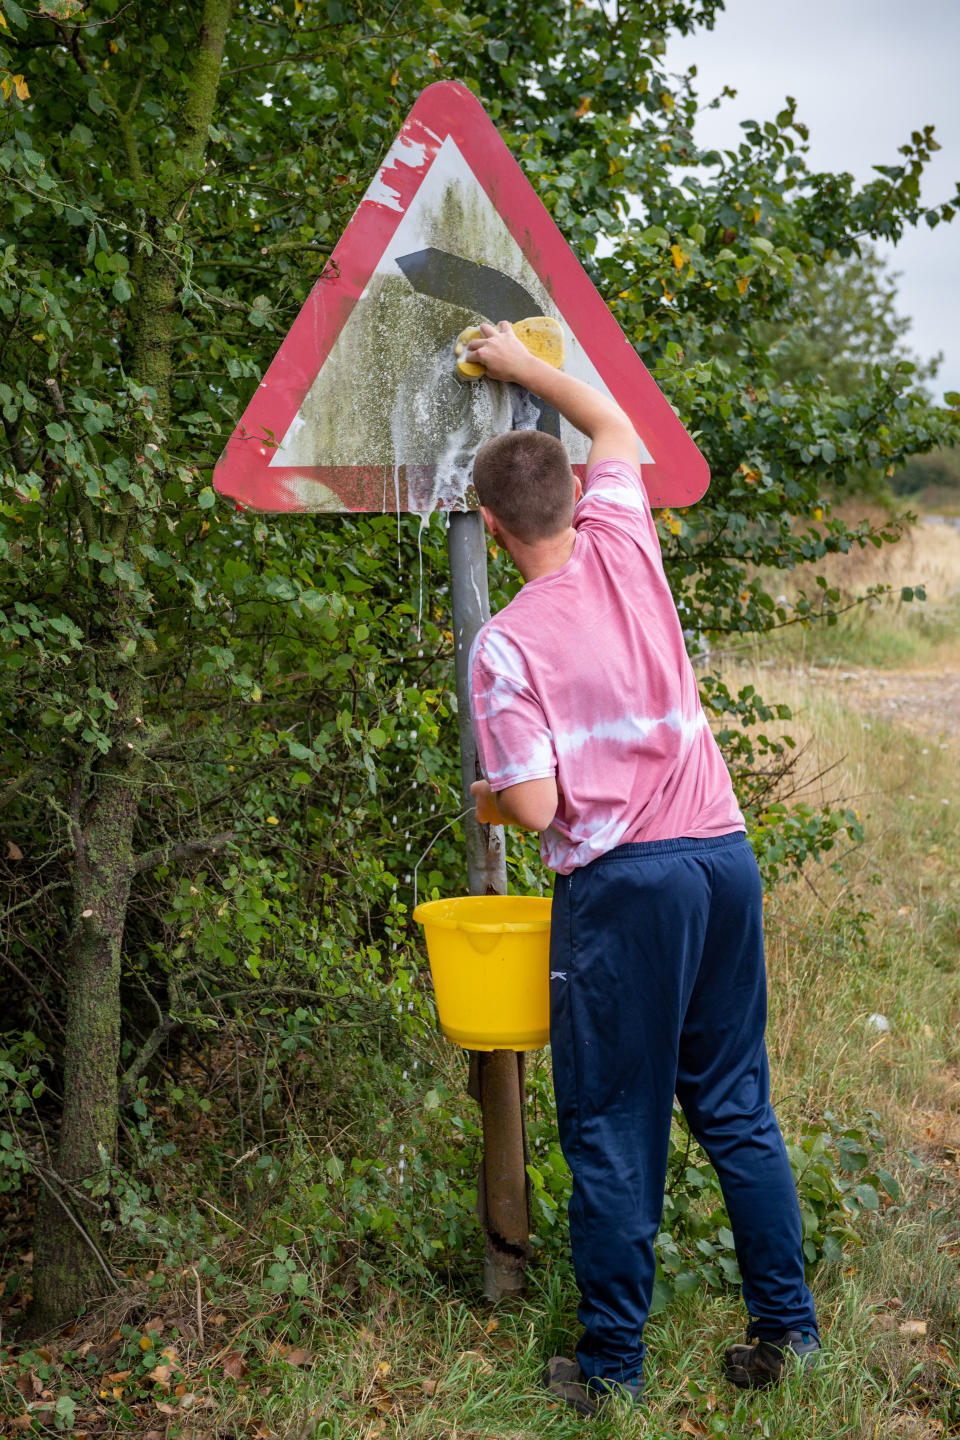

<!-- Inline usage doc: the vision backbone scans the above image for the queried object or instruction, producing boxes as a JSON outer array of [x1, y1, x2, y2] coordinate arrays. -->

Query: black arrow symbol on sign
[[394, 247, 561, 439]]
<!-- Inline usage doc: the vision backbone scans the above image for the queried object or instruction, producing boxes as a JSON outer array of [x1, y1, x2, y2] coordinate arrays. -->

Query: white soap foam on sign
[[270, 135, 653, 495]]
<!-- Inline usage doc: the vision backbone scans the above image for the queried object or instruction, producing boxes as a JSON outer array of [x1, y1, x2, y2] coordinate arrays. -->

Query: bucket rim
[[412, 895, 551, 935]]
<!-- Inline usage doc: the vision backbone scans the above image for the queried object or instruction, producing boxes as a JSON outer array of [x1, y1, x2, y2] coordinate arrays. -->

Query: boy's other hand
[[465, 321, 532, 385]]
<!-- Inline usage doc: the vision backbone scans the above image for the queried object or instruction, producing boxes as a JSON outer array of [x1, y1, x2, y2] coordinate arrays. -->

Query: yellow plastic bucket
[[412, 895, 552, 1051]]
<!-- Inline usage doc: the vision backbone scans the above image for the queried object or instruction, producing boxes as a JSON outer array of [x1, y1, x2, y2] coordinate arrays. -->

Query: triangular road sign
[[214, 81, 709, 514]]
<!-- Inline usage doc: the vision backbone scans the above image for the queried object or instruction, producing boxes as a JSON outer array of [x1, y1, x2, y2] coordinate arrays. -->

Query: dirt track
[[830, 666, 960, 741]]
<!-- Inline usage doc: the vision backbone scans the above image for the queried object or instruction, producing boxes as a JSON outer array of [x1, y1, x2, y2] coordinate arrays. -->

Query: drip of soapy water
[[389, 346, 514, 636]]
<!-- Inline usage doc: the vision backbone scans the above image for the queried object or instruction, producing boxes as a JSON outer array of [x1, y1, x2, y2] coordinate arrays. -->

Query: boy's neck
[[508, 526, 577, 582]]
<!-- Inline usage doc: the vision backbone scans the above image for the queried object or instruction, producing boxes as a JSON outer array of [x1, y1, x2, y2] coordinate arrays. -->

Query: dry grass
[[712, 509, 960, 1159], [770, 503, 960, 608], [745, 506, 960, 671]]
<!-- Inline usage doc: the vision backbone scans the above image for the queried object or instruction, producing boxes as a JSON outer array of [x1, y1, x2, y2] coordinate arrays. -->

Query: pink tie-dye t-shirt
[[470, 457, 744, 874]]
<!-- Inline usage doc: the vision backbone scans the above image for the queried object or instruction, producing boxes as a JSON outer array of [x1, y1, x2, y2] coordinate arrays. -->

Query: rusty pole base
[[470, 1048, 531, 1302], [482, 1243, 527, 1301]]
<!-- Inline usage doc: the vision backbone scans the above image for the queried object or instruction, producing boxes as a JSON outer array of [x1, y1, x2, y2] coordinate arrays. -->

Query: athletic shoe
[[723, 1328, 821, 1389], [543, 1355, 643, 1416]]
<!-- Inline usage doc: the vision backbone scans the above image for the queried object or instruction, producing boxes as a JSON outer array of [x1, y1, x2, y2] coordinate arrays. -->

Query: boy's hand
[[470, 778, 502, 825], [471, 775, 558, 831], [465, 322, 533, 386], [466, 321, 637, 470]]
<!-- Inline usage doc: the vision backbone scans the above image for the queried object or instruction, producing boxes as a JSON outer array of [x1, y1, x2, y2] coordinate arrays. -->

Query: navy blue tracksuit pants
[[549, 831, 818, 1385]]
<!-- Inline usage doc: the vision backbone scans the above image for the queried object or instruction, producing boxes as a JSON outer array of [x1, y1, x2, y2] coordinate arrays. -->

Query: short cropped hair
[[472, 430, 576, 544]]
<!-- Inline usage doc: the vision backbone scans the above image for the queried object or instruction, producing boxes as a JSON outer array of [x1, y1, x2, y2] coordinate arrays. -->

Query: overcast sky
[[664, 0, 960, 398]]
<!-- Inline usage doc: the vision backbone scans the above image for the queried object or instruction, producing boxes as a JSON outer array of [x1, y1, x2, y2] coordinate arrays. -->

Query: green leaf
[[198, 487, 216, 509], [54, 1396, 77, 1432], [114, 559, 140, 586], [1, 0, 28, 28], [822, 1233, 845, 1264], [875, 1167, 900, 1200], [648, 1276, 675, 1314]]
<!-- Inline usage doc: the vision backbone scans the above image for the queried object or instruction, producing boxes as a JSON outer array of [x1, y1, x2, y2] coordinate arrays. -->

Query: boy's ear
[[573, 476, 583, 503], [479, 505, 500, 539]]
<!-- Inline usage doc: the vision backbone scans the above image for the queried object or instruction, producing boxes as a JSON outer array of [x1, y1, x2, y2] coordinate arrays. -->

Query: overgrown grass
[[763, 592, 960, 670]]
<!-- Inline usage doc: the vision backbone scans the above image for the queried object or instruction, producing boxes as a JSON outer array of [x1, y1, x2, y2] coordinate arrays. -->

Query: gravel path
[[825, 666, 960, 741]]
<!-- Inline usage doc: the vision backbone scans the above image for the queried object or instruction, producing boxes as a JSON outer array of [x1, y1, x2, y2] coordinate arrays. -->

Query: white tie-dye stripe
[[474, 626, 527, 681], [554, 707, 705, 759], [580, 483, 646, 513]]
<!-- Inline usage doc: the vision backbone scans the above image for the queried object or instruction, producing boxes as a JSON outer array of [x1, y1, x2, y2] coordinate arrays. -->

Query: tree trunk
[[25, 690, 143, 1333], [24, 0, 234, 1332]]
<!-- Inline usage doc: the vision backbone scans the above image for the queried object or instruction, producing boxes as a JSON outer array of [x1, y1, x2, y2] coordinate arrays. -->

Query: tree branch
[[2, 415, 31, 475], [104, 74, 145, 187], [0, 879, 71, 926], [32, 1166, 121, 1293], [0, 953, 65, 1036], [68, 760, 90, 881], [118, 1014, 182, 1106], [173, 0, 234, 183], [133, 830, 235, 875], [0, 762, 50, 816]]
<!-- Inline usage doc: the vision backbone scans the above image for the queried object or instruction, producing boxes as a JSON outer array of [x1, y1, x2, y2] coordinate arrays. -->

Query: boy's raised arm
[[465, 321, 639, 471]]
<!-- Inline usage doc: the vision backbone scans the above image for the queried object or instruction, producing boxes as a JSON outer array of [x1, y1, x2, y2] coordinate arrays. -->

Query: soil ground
[[828, 665, 960, 740]]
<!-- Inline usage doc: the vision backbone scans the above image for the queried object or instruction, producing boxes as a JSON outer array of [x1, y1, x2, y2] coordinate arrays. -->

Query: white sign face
[[214, 82, 709, 514], [270, 136, 652, 517]]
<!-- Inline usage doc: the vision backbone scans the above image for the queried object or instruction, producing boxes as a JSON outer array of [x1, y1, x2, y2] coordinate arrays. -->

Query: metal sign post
[[448, 509, 530, 1299]]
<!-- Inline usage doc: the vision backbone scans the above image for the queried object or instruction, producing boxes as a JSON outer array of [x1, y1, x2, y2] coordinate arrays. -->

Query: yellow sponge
[[453, 325, 487, 379], [454, 316, 565, 379]]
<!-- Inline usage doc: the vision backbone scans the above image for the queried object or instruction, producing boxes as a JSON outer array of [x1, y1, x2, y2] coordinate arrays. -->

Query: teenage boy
[[464, 322, 820, 1416]]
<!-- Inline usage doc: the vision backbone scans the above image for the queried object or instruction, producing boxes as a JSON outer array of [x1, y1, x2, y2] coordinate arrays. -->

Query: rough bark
[[127, 0, 233, 425], [26, 685, 143, 1333]]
